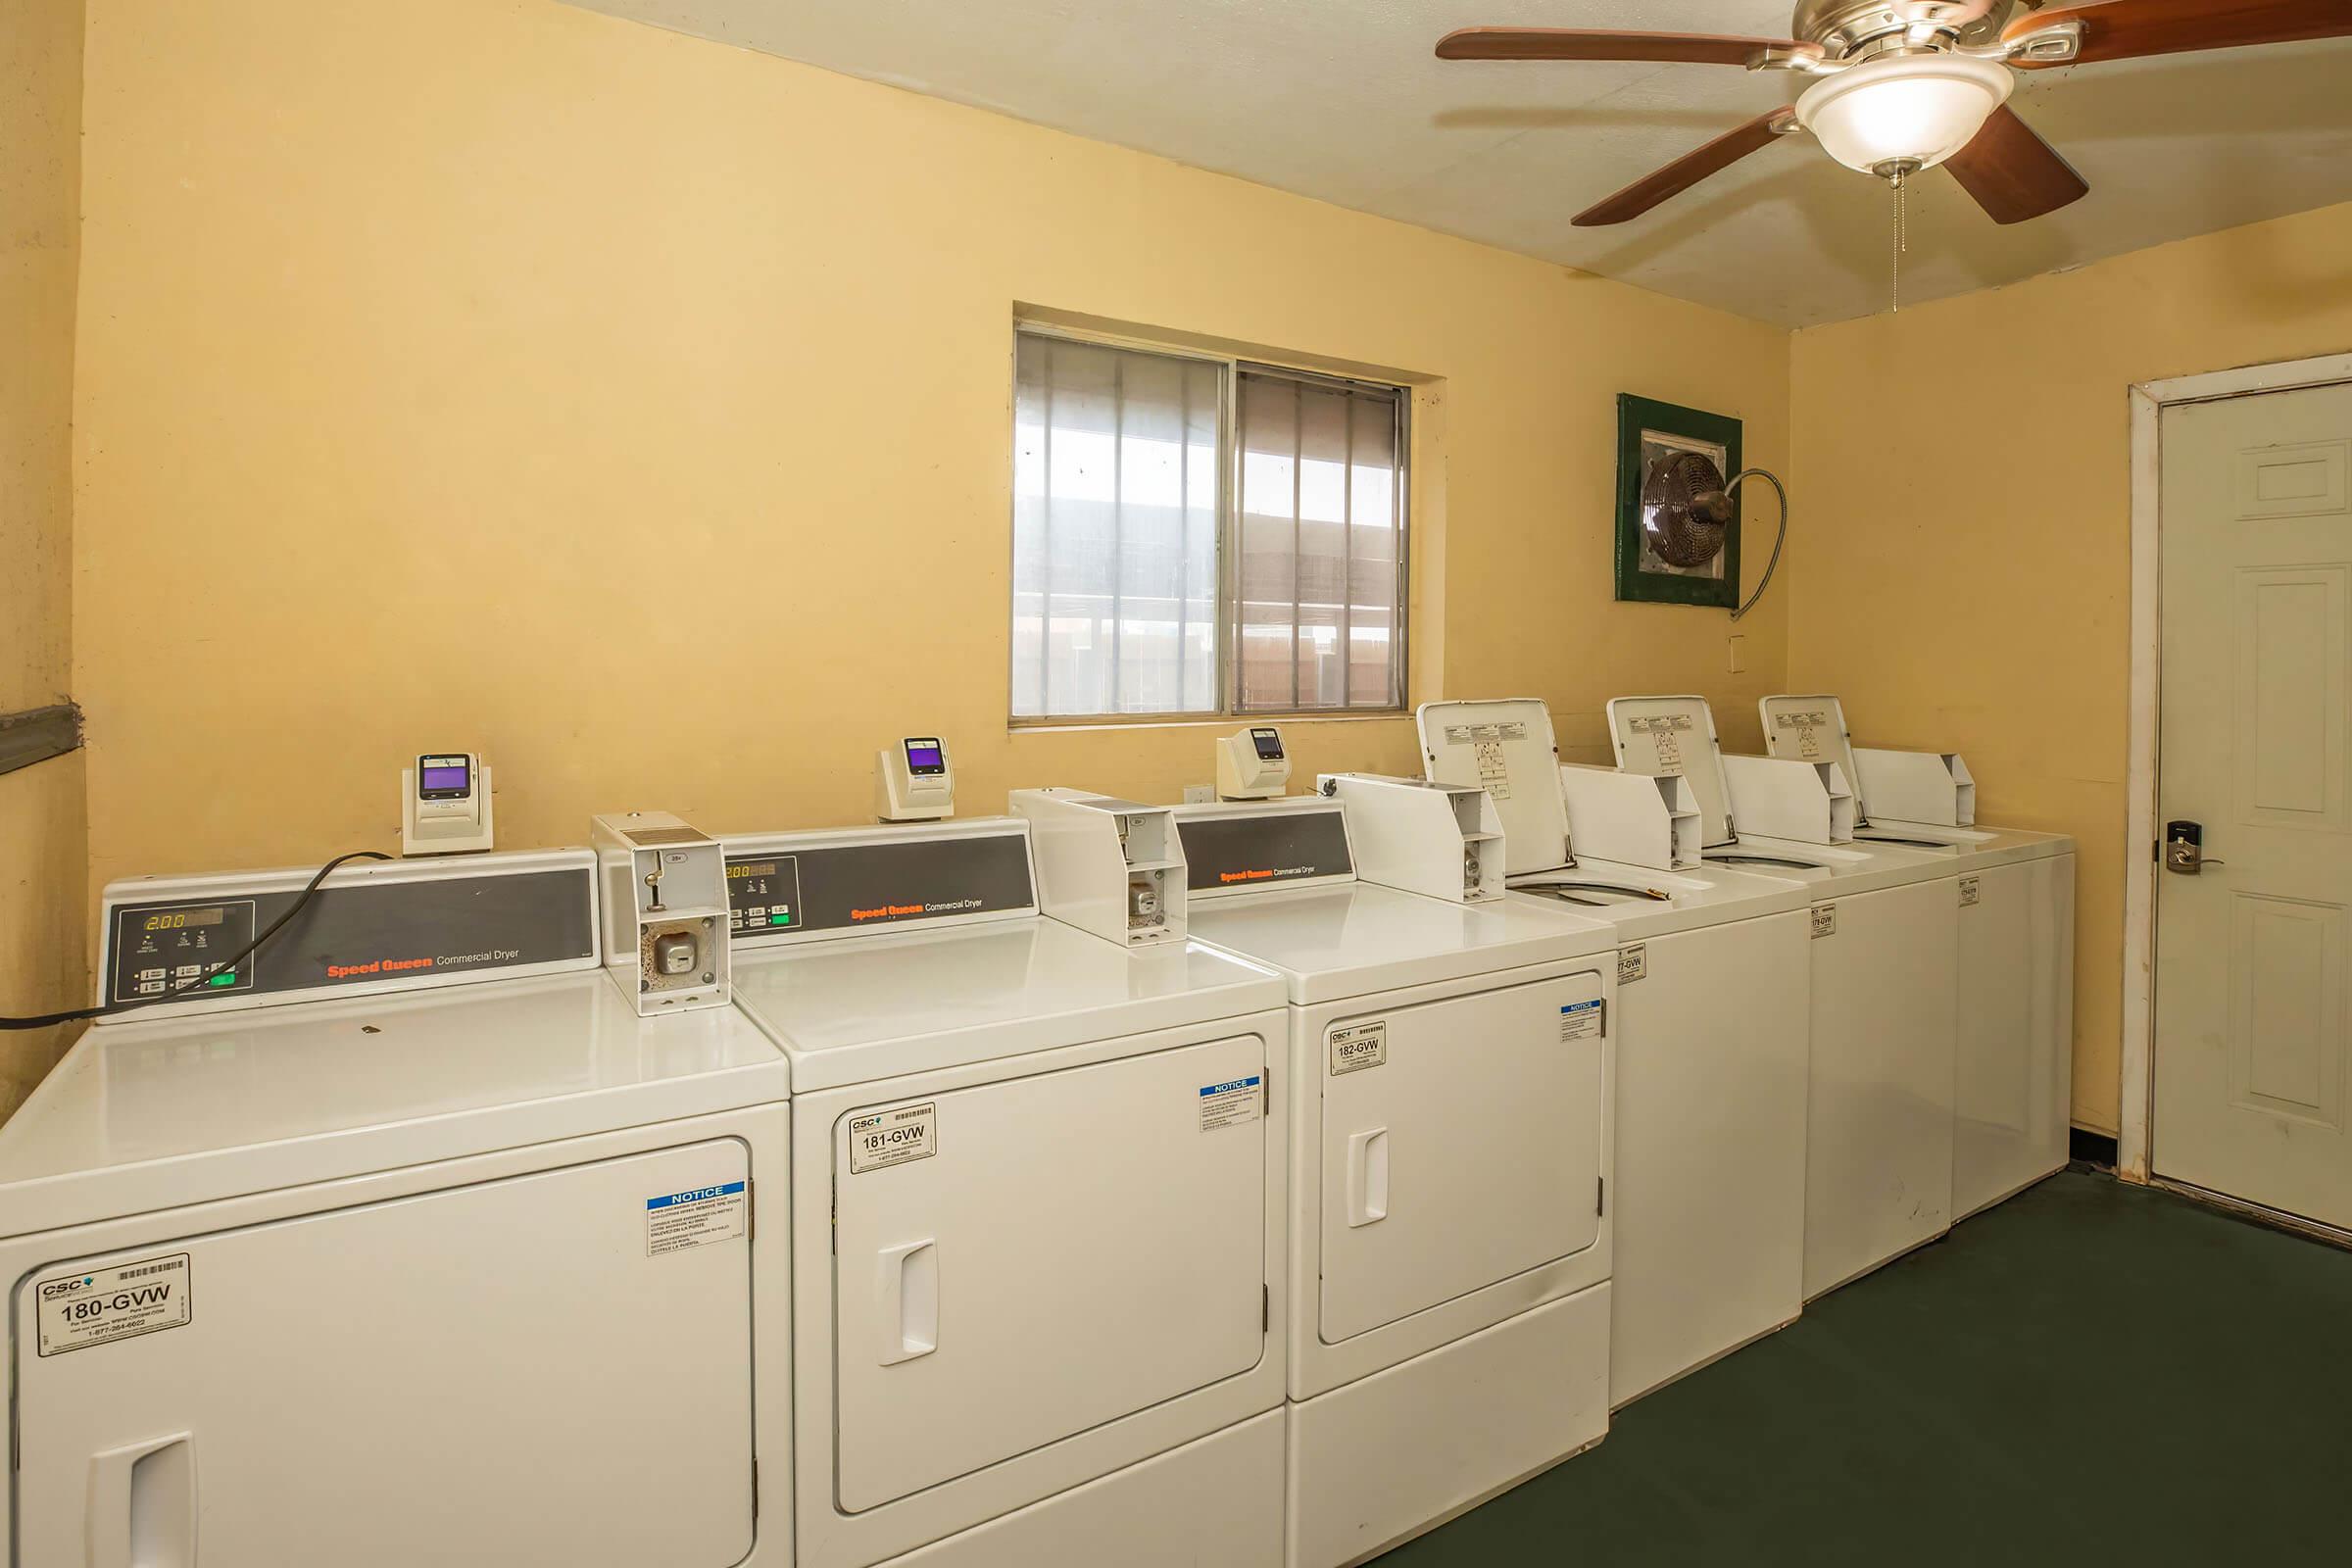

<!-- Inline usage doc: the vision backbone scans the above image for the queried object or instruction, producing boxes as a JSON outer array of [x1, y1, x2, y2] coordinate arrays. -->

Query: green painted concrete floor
[[1379, 1171, 2352, 1566]]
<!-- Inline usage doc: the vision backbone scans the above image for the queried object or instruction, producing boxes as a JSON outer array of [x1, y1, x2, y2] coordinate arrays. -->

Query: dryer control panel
[[98, 851, 599, 1018]]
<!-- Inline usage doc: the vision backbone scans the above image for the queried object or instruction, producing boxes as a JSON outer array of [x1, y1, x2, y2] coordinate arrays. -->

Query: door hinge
[[752, 1456, 760, 1522], [1262, 1284, 1270, 1334], [747, 1178, 755, 1243], [1596, 1177, 1606, 1216], [829, 1177, 837, 1254], [1261, 1068, 1271, 1114], [1598, 998, 1608, 1039]]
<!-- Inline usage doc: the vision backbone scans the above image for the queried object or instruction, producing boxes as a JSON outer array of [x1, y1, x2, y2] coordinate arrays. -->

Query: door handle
[[876, 1240, 938, 1366], [87, 1432, 195, 1568], [2163, 820, 2224, 875], [1346, 1128, 1390, 1228]]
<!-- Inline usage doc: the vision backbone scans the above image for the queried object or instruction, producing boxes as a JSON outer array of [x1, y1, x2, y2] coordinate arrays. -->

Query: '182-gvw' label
[[1329, 1021, 1388, 1076], [36, 1253, 191, 1357]]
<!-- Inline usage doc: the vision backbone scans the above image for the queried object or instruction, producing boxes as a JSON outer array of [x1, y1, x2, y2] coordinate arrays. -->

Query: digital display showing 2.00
[[143, 907, 226, 933]]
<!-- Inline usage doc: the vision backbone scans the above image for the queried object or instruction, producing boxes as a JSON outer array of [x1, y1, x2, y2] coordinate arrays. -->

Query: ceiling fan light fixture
[[1795, 54, 2013, 175]]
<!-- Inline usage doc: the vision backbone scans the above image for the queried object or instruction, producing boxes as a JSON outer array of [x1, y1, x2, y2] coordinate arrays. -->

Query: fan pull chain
[[1889, 167, 1909, 314]]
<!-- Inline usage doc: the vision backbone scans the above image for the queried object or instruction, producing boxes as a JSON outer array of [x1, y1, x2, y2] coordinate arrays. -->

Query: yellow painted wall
[[70, 0, 1791, 899], [0, 0, 88, 1117], [1789, 200, 2352, 1136]]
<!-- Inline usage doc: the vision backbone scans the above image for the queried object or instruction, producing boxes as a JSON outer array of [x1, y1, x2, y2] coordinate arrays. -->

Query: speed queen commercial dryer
[[0, 849, 790, 1566], [1170, 793, 1618, 1568], [1416, 698, 1814, 1405], [723, 812, 1289, 1568]]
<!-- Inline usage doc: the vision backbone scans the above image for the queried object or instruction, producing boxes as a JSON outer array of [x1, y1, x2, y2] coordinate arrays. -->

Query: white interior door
[[2155, 381, 2352, 1229], [16, 1142, 757, 1567]]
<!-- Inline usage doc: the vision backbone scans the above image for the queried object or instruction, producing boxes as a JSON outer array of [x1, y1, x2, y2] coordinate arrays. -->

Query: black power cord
[[1, 850, 393, 1032]]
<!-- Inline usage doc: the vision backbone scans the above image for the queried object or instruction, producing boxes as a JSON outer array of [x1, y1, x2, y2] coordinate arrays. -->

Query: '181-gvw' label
[[36, 1253, 191, 1357], [1811, 904, 1838, 939], [850, 1102, 938, 1173]]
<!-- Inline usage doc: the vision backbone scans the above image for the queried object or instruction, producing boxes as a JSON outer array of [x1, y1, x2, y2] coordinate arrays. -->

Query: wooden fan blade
[[2008, 0, 2352, 68], [1436, 27, 1800, 65], [1573, 108, 1796, 227], [1943, 107, 2089, 224]]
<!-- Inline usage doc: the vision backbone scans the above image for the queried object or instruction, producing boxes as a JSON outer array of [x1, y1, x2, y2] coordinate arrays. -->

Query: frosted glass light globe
[[1796, 54, 2014, 174]]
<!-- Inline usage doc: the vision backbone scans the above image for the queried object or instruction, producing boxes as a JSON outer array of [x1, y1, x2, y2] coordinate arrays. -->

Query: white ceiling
[[563, 0, 2352, 326]]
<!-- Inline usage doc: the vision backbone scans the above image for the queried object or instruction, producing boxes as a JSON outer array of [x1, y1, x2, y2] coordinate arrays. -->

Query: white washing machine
[[1760, 695, 2077, 1218], [719, 814, 1290, 1568], [1412, 699, 1814, 1407], [1608, 696, 1964, 1300], [0, 849, 790, 1566], [1169, 794, 1618, 1568]]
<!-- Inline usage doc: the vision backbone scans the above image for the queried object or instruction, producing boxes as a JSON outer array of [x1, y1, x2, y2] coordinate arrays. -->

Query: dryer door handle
[[1346, 1128, 1391, 1228], [877, 1239, 939, 1366], [87, 1432, 195, 1568]]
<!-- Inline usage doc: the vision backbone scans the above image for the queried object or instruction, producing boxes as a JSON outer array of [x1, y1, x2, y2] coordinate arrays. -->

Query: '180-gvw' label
[[36, 1253, 191, 1357]]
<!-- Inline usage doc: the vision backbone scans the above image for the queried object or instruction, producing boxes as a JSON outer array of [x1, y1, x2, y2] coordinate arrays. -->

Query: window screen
[[1234, 368, 1405, 712], [1012, 331, 1407, 721], [1013, 336, 1221, 718]]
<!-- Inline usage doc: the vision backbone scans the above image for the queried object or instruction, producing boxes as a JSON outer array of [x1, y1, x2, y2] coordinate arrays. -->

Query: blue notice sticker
[[647, 1180, 746, 1211], [1198, 1074, 1263, 1132]]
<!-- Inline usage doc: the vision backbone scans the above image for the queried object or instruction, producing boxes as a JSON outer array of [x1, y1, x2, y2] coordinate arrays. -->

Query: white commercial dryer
[[0, 849, 790, 1567], [1760, 695, 2077, 1218], [1608, 695, 1964, 1300], [1412, 699, 1814, 1407], [1169, 792, 1618, 1568], [721, 813, 1290, 1568]]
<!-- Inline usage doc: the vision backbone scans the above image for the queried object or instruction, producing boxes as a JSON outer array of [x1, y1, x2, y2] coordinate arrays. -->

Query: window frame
[[1008, 323, 1411, 729]]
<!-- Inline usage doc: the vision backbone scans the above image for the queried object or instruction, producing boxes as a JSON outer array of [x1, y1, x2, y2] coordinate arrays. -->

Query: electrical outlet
[[1727, 634, 1746, 674], [1182, 784, 1215, 805]]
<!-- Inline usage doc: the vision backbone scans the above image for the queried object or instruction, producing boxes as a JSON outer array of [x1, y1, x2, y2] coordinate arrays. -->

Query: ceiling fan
[[1437, 1, 2352, 227]]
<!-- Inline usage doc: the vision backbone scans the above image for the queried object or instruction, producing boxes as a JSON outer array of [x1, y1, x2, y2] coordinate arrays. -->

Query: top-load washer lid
[[0, 970, 787, 1236], [728, 918, 1283, 1092], [1606, 694, 1742, 850], [1756, 692, 1951, 852], [1509, 858, 1811, 939], [1756, 695, 2070, 864], [1758, 694, 1864, 816], [1414, 699, 1572, 876], [1182, 881, 1615, 1007]]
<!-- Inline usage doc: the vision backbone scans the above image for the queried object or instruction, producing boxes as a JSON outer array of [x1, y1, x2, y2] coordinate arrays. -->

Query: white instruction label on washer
[[1617, 944, 1647, 984], [1630, 713, 1691, 774], [1473, 742, 1511, 800], [849, 1102, 938, 1173], [646, 1181, 748, 1257], [1329, 1021, 1388, 1076], [1558, 999, 1604, 1042], [1959, 876, 1981, 907], [36, 1253, 191, 1357], [1811, 904, 1838, 939], [1199, 1075, 1263, 1131], [1773, 710, 1830, 761]]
